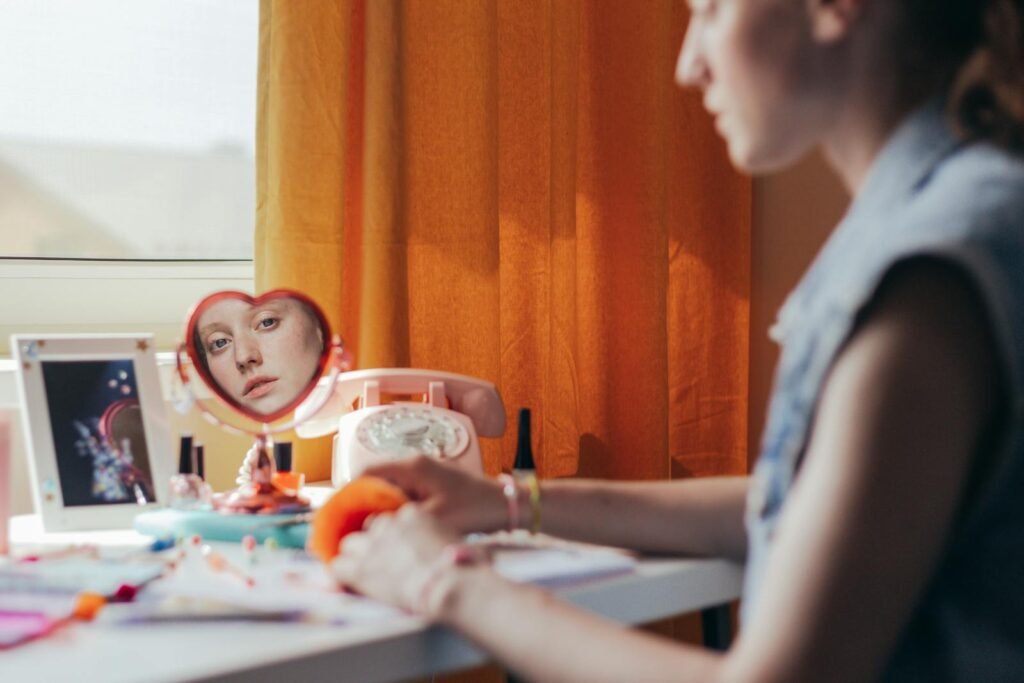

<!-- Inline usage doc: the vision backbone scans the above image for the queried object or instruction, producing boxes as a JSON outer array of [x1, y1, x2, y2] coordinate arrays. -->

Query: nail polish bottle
[[272, 442, 304, 495], [178, 435, 193, 475], [513, 408, 536, 474], [509, 408, 536, 541], [195, 444, 206, 481], [169, 435, 212, 510]]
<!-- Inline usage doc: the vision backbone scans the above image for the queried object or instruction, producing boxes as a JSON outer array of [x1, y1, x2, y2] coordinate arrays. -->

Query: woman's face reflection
[[196, 297, 323, 415]]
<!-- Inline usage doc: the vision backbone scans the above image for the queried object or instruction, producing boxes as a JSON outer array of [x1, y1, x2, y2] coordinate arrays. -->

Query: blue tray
[[134, 509, 309, 549]]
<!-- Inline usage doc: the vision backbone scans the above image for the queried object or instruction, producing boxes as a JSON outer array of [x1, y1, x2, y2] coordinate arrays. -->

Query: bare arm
[[537, 477, 749, 559], [439, 567, 722, 683], [447, 260, 1001, 682], [722, 259, 1003, 681], [339, 258, 1002, 682], [362, 458, 749, 560]]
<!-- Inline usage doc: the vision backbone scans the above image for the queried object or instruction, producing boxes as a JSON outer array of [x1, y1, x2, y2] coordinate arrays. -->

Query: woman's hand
[[360, 456, 509, 534], [330, 504, 461, 613]]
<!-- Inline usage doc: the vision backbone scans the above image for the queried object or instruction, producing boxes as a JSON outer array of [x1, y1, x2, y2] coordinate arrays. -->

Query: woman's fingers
[[340, 530, 369, 557], [330, 555, 352, 583], [328, 504, 465, 612], [363, 455, 451, 497]]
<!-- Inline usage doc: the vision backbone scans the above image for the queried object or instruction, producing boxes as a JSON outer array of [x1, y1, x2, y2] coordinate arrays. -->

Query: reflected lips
[[243, 376, 278, 399]]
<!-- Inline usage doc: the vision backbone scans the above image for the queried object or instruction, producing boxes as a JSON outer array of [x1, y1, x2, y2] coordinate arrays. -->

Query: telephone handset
[[295, 368, 506, 486]]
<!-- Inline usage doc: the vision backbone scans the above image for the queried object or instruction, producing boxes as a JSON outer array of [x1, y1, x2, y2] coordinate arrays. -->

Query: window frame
[[0, 258, 254, 357]]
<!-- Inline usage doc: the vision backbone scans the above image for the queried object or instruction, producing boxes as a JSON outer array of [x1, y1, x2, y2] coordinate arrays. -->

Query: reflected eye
[[207, 337, 231, 354], [256, 316, 279, 331]]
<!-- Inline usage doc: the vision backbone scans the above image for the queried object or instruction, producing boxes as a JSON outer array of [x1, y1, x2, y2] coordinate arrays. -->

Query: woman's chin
[[727, 135, 815, 176], [242, 394, 288, 416], [723, 138, 759, 173]]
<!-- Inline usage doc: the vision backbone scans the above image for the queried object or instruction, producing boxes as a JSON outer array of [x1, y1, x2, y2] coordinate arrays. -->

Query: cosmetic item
[[168, 435, 212, 510], [177, 435, 194, 475], [195, 444, 205, 480], [272, 442, 304, 495], [512, 408, 535, 473]]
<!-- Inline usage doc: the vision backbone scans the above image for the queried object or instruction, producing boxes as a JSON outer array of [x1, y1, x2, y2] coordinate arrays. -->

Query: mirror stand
[[174, 339, 349, 515]]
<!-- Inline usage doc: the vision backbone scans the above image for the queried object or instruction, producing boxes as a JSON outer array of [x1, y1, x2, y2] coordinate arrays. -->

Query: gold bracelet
[[522, 472, 542, 534]]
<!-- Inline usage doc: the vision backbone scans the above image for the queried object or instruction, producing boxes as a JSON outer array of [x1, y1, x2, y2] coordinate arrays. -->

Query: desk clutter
[[2, 291, 635, 656], [4, 451, 634, 651], [1, 522, 636, 651]]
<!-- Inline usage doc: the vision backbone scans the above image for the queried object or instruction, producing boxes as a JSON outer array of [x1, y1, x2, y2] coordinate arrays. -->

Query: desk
[[4, 518, 743, 682]]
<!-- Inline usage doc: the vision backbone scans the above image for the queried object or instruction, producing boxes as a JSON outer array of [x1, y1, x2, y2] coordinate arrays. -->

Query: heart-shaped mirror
[[183, 290, 333, 424]]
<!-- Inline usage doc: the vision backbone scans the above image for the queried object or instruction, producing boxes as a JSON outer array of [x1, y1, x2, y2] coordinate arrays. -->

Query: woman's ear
[[806, 0, 866, 44]]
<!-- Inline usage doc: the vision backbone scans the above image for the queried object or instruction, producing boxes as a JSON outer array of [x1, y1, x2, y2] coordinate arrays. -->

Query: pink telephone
[[295, 369, 506, 486]]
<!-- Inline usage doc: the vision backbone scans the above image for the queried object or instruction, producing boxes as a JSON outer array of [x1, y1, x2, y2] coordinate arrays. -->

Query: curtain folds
[[256, 0, 751, 484]]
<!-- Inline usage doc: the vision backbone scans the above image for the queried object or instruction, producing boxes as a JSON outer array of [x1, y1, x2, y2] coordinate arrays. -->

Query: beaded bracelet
[[497, 472, 520, 532], [414, 543, 490, 617]]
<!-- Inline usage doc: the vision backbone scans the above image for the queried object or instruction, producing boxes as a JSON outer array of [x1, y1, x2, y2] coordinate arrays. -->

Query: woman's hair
[[905, 0, 1024, 152], [192, 326, 211, 377]]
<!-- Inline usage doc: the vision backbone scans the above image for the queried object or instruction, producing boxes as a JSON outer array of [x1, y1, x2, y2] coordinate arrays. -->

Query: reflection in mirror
[[99, 399, 155, 503], [188, 292, 329, 422]]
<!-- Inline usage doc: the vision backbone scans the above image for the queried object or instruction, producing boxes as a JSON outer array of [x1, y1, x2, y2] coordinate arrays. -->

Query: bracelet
[[522, 472, 542, 534], [414, 543, 490, 618], [497, 473, 520, 532]]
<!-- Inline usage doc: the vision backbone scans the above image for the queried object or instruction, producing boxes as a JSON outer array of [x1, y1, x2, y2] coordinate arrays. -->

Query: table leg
[[701, 604, 732, 650]]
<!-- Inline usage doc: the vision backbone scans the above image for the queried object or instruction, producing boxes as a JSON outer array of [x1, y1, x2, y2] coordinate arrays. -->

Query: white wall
[[4, 410, 31, 516]]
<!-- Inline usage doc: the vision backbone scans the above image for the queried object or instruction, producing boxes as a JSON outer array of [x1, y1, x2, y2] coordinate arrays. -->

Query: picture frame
[[12, 334, 173, 531]]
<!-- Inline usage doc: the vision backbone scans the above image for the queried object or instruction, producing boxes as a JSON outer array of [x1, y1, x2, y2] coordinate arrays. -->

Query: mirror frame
[[183, 289, 335, 424]]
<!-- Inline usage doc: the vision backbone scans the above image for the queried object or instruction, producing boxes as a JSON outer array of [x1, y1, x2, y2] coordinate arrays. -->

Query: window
[[0, 1, 259, 353]]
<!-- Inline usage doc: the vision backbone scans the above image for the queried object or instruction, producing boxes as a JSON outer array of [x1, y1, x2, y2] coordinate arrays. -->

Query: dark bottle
[[513, 408, 535, 472], [177, 435, 194, 475]]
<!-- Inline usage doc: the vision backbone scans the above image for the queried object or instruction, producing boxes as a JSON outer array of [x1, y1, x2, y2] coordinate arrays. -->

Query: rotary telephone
[[295, 368, 506, 486]]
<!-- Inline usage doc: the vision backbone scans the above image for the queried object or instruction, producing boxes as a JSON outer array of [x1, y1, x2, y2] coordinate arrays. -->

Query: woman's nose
[[676, 20, 709, 89], [234, 336, 262, 370]]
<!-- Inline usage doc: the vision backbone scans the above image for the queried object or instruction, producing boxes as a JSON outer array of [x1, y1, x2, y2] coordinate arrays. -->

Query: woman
[[333, 1, 1024, 680], [193, 296, 324, 415]]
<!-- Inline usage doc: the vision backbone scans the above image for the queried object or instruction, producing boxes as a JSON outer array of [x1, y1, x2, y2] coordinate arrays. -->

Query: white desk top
[[3, 516, 743, 683]]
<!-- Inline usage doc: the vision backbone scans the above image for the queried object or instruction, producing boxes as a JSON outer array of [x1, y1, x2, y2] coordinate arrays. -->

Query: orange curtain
[[255, 0, 751, 484]]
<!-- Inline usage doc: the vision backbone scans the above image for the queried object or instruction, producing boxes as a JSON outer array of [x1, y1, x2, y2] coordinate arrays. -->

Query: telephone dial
[[296, 368, 506, 486]]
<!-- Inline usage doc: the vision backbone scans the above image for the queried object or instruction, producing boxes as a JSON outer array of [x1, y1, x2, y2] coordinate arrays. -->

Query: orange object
[[272, 471, 305, 494], [308, 476, 407, 563], [73, 592, 107, 621]]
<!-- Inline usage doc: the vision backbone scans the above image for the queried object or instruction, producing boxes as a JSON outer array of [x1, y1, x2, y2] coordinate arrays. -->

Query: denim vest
[[743, 101, 1024, 680]]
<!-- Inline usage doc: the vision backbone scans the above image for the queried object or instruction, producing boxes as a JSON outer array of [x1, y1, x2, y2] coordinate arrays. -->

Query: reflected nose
[[234, 335, 262, 370], [676, 20, 709, 89]]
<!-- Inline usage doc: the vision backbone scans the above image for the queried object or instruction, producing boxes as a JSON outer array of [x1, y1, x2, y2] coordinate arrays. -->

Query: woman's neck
[[817, 5, 945, 197], [821, 87, 919, 195]]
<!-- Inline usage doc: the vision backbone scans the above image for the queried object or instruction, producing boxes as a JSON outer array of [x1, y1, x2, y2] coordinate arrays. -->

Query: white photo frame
[[12, 334, 172, 531]]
